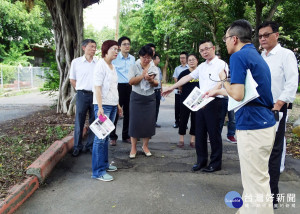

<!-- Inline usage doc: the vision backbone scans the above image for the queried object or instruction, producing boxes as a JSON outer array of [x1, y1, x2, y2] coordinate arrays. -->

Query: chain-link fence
[[0, 64, 47, 91]]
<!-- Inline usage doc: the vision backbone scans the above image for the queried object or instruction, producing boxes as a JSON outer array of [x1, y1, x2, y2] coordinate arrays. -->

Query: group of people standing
[[69, 37, 162, 182], [69, 19, 298, 214]]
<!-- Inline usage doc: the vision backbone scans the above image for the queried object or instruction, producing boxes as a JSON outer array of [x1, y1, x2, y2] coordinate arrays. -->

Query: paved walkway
[[0, 92, 56, 124], [15, 93, 300, 214]]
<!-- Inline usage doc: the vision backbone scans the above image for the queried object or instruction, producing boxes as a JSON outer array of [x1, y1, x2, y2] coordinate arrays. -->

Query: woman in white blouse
[[128, 45, 159, 158], [92, 40, 122, 182]]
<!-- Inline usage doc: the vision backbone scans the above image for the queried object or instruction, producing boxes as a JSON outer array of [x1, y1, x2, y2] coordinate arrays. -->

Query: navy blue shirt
[[230, 44, 275, 130]]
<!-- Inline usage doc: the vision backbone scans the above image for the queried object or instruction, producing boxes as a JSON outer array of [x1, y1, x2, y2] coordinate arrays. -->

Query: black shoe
[[173, 123, 179, 128], [122, 138, 131, 143], [202, 165, 221, 173], [191, 163, 206, 172], [72, 149, 81, 157], [155, 124, 161, 128], [82, 146, 92, 153]]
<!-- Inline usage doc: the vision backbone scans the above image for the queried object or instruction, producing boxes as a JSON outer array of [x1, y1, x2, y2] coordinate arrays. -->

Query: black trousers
[[179, 102, 195, 135], [74, 90, 94, 150], [154, 89, 161, 122], [269, 104, 287, 204], [110, 83, 132, 140], [195, 98, 222, 168], [174, 93, 181, 124]]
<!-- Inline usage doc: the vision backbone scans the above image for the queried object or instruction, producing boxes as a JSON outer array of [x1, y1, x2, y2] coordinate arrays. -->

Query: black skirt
[[129, 91, 156, 138]]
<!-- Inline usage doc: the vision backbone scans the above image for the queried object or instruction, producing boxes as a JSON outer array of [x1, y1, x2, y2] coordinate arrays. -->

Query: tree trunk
[[44, 0, 83, 115], [162, 35, 170, 83]]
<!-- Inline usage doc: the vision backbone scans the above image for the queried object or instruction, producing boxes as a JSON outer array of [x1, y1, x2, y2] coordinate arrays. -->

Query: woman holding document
[[177, 54, 199, 148], [128, 45, 159, 158], [92, 40, 122, 182]]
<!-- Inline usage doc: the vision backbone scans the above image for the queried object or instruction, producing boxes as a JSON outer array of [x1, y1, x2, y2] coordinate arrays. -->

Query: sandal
[[177, 141, 184, 148], [190, 142, 195, 148]]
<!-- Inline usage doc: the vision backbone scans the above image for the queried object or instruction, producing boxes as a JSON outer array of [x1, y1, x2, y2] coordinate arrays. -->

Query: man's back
[[230, 43, 275, 130]]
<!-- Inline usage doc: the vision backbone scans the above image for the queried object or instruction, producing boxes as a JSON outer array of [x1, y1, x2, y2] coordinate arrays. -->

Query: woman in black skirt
[[177, 54, 199, 148], [128, 45, 159, 158]]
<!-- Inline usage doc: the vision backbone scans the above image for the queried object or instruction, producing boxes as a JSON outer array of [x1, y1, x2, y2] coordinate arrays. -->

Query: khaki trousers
[[236, 125, 276, 214]]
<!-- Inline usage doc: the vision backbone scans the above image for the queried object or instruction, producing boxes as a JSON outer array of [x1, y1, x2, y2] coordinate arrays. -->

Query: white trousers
[[236, 125, 276, 214]]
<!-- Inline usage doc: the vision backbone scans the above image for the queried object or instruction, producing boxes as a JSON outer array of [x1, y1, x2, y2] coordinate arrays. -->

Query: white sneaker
[[95, 173, 113, 182], [107, 165, 117, 172]]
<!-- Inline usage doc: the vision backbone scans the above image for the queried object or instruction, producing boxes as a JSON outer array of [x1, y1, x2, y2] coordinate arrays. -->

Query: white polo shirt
[[69, 56, 97, 91], [190, 56, 228, 98], [261, 44, 298, 103]]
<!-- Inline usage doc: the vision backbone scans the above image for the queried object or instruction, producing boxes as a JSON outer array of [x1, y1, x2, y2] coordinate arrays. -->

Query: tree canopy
[[0, 0, 53, 65], [119, 0, 300, 82]]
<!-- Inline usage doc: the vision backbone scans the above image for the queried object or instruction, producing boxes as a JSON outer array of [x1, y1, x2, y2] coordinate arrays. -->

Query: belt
[[154, 89, 161, 92], [78, 90, 93, 94]]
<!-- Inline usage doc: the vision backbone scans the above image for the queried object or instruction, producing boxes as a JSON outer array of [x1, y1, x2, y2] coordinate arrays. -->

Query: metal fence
[[0, 64, 47, 91]]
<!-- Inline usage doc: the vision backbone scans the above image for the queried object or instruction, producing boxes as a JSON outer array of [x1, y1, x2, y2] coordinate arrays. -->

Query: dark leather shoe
[[173, 123, 179, 128], [192, 163, 206, 172], [110, 140, 117, 146], [122, 138, 131, 143], [72, 149, 81, 157], [202, 165, 221, 173]]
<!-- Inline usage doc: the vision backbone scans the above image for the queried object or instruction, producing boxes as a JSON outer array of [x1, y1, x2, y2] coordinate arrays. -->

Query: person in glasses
[[162, 40, 228, 173], [172, 52, 189, 128], [128, 45, 159, 159], [69, 39, 97, 157], [258, 21, 298, 209], [221, 19, 276, 213], [153, 53, 163, 128], [92, 40, 122, 182], [176, 54, 199, 148], [109, 36, 136, 146]]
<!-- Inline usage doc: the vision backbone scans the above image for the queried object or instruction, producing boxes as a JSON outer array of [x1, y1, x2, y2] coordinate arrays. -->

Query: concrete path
[[0, 92, 56, 124], [15, 93, 300, 214]]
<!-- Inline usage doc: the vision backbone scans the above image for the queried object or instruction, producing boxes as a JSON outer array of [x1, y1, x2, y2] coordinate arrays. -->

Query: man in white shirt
[[163, 40, 227, 172], [258, 21, 299, 209], [109, 36, 135, 145], [69, 39, 97, 157], [172, 52, 189, 128]]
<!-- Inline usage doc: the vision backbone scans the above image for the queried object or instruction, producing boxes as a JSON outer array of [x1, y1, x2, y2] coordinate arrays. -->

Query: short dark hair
[[180, 51, 188, 59], [228, 19, 252, 43], [139, 45, 153, 57], [118, 36, 131, 46], [82, 39, 96, 47], [199, 39, 214, 47], [258, 21, 279, 33], [188, 53, 198, 61], [101, 40, 118, 58], [146, 43, 156, 49], [153, 53, 160, 60]]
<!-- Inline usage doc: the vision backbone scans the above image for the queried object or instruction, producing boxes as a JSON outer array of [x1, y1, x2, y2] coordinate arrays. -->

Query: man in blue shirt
[[221, 20, 276, 213], [172, 52, 189, 128], [110, 36, 135, 145], [153, 53, 163, 128]]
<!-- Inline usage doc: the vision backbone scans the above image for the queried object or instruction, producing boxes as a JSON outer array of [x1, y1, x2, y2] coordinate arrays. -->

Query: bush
[[40, 54, 60, 95]]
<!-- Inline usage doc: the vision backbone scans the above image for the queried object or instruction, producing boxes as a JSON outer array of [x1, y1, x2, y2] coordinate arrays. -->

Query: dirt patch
[[0, 108, 74, 200]]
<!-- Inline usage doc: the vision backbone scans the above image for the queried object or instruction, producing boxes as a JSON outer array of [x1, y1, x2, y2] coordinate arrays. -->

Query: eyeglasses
[[121, 43, 130, 46], [141, 56, 152, 61], [199, 47, 213, 53], [258, 32, 276, 39], [188, 58, 197, 62], [222, 35, 234, 42], [209, 63, 228, 82], [109, 47, 119, 52]]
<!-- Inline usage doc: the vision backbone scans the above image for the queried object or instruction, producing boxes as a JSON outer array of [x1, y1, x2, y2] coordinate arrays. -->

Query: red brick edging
[[0, 176, 39, 214], [0, 127, 88, 214]]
